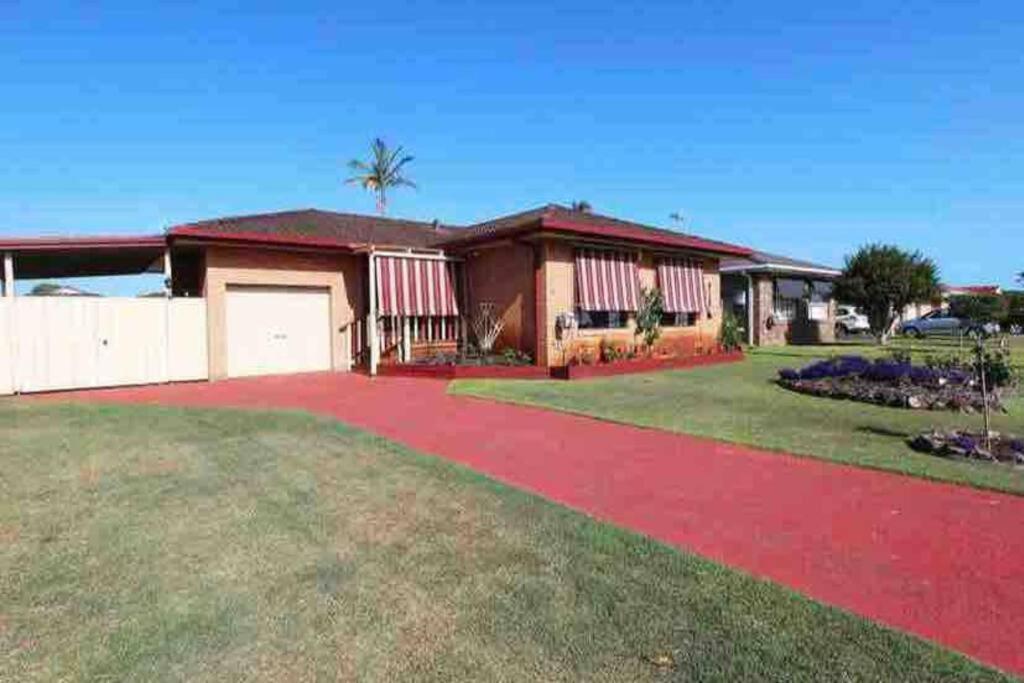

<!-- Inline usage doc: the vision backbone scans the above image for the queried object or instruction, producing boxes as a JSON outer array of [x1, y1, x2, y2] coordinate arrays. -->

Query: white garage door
[[226, 286, 331, 378]]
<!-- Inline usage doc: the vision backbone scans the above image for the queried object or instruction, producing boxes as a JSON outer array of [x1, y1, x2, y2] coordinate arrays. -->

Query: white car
[[835, 305, 870, 335]]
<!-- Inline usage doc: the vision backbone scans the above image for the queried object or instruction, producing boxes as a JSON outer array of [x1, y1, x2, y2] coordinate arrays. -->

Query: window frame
[[574, 308, 630, 331]]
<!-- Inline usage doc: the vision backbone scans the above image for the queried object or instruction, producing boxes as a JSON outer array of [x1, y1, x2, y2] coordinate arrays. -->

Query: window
[[773, 278, 806, 321], [661, 311, 697, 327], [576, 308, 629, 330], [810, 280, 833, 303]]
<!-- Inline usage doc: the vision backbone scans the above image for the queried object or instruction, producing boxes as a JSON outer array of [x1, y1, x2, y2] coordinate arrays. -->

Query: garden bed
[[377, 363, 552, 380], [777, 355, 1006, 412], [379, 350, 745, 381], [910, 430, 1024, 464], [551, 350, 745, 380]]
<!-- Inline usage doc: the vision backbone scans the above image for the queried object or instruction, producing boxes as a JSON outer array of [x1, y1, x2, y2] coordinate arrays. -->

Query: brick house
[[720, 251, 841, 346], [0, 204, 751, 393]]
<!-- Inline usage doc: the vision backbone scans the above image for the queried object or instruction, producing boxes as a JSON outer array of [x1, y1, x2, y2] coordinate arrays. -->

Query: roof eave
[[720, 262, 841, 277], [540, 216, 752, 257], [0, 235, 167, 252]]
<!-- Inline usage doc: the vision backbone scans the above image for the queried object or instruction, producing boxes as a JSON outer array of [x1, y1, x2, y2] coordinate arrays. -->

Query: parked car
[[898, 310, 1001, 338], [835, 305, 870, 336]]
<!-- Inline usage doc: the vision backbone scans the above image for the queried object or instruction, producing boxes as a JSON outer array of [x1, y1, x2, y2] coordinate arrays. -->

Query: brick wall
[[534, 240, 724, 366], [463, 242, 537, 358], [751, 273, 836, 346]]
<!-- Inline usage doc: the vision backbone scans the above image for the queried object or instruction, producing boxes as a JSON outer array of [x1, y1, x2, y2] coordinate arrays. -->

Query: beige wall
[[203, 246, 363, 379], [534, 239, 724, 367]]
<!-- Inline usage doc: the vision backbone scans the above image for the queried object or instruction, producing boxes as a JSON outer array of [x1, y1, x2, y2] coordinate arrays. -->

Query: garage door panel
[[226, 286, 331, 378]]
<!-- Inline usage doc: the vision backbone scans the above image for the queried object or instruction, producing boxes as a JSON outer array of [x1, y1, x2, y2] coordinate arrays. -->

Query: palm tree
[[345, 138, 416, 214]]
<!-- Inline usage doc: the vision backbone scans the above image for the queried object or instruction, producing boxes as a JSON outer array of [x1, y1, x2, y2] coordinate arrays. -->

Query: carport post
[[745, 273, 754, 346], [2, 252, 12, 298], [368, 251, 379, 376], [163, 248, 173, 297]]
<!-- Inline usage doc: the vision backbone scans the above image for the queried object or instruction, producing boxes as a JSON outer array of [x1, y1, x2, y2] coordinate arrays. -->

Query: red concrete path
[[50, 373, 1024, 676]]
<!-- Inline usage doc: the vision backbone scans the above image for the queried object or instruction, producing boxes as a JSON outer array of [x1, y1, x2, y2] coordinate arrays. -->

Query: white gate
[[0, 297, 207, 395]]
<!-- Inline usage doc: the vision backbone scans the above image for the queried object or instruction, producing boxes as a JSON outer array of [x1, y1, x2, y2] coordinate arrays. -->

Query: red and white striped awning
[[574, 248, 640, 311], [657, 257, 707, 313], [375, 255, 459, 317]]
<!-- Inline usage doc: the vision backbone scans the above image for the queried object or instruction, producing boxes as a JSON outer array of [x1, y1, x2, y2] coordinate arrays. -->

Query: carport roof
[[0, 235, 167, 279]]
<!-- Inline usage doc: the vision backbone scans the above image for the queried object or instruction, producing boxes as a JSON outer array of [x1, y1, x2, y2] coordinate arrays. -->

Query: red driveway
[[53, 373, 1024, 676]]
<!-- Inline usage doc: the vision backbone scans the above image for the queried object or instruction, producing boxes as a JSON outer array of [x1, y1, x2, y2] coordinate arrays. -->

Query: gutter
[[720, 263, 841, 278]]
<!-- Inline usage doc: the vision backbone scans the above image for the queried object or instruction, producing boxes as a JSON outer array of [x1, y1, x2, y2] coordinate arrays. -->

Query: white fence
[[0, 297, 207, 395]]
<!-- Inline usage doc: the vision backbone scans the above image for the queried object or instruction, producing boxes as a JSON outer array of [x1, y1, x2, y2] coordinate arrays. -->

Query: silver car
[[899, 310, 1000, 338]]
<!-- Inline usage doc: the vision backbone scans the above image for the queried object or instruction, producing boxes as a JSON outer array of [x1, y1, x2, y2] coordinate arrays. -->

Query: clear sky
[[2, 0, 1022, 295]]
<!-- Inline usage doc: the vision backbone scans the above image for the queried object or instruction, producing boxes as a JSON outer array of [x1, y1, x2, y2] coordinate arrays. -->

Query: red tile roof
[[168, 208, 455, 250], [436, 205, 752, 256]]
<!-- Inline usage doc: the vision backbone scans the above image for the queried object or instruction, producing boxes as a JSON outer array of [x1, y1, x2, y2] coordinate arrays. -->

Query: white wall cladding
[[0, 297, 207, 395]]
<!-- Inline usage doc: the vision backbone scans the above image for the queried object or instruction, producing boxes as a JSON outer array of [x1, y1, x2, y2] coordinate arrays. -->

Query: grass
[[0, 402, 1011, 681], [451, 340, 1024, 496]]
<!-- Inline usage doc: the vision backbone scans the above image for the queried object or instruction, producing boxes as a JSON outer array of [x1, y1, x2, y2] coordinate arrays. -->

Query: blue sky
[[2, 0, 1022, 295]]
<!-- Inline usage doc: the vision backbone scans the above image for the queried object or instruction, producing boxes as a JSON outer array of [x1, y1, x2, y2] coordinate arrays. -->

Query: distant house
[[941, 285, 1003, 298], [720, 251, 841, 346]]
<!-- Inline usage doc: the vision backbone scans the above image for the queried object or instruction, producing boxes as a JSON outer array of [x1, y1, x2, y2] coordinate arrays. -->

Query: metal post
[[367, 252, 379, 376], [3, 252, 13, 299], [163, 248, 173, 298], [745, 273, 755, 346], [402, 315, 411, 362]]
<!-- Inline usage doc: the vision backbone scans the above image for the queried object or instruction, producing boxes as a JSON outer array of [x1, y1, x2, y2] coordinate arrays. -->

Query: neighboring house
[[0, 205, 751, 393], [719, 251, 841, 346], [942, 284, 1003, 298]]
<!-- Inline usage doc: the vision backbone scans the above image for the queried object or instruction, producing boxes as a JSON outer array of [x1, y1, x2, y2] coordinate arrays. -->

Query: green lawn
[[452, 342, 1024, 496], [0, 403, 1010, 681]]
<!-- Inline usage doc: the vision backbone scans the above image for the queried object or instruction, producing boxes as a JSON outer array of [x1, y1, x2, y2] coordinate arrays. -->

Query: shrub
[[887, 348, 913, 365], [719, 310, 744, 351], [634, 287, 664, 351], [599, 338, 622, 363], [976, 345, 1016, 389], [952, 434, 978, 454], [778, 368, 800, 381]]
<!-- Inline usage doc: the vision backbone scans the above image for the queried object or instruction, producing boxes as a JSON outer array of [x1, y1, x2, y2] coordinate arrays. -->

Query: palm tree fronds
[[344, 138, 417, 214]]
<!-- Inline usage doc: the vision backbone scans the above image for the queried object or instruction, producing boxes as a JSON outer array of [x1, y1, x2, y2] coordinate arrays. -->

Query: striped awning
[[574, 248, 640, 311], [375, 255, 459, 316], [657, 257, 707, 314]]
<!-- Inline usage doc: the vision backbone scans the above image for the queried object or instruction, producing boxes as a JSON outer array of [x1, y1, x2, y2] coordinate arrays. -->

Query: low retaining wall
[[550, 350, 745, 380], [377, 350, 744, 381], [376, 364, 551, 380]]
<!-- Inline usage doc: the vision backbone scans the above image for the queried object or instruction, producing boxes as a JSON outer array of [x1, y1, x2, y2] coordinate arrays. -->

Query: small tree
[[470, 302, 505, 354], [634, 287, 664, 353], [719, 310, 744, 351], [570, 200, 592, 213], [833, 244, 940, 344], [948, 295, 1006, 327]]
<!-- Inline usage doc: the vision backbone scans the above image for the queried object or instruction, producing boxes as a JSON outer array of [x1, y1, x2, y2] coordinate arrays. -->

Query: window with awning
[[656, 257, 707, 314], [574, 248, 640, 312], [374, 256, 459, 317]]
